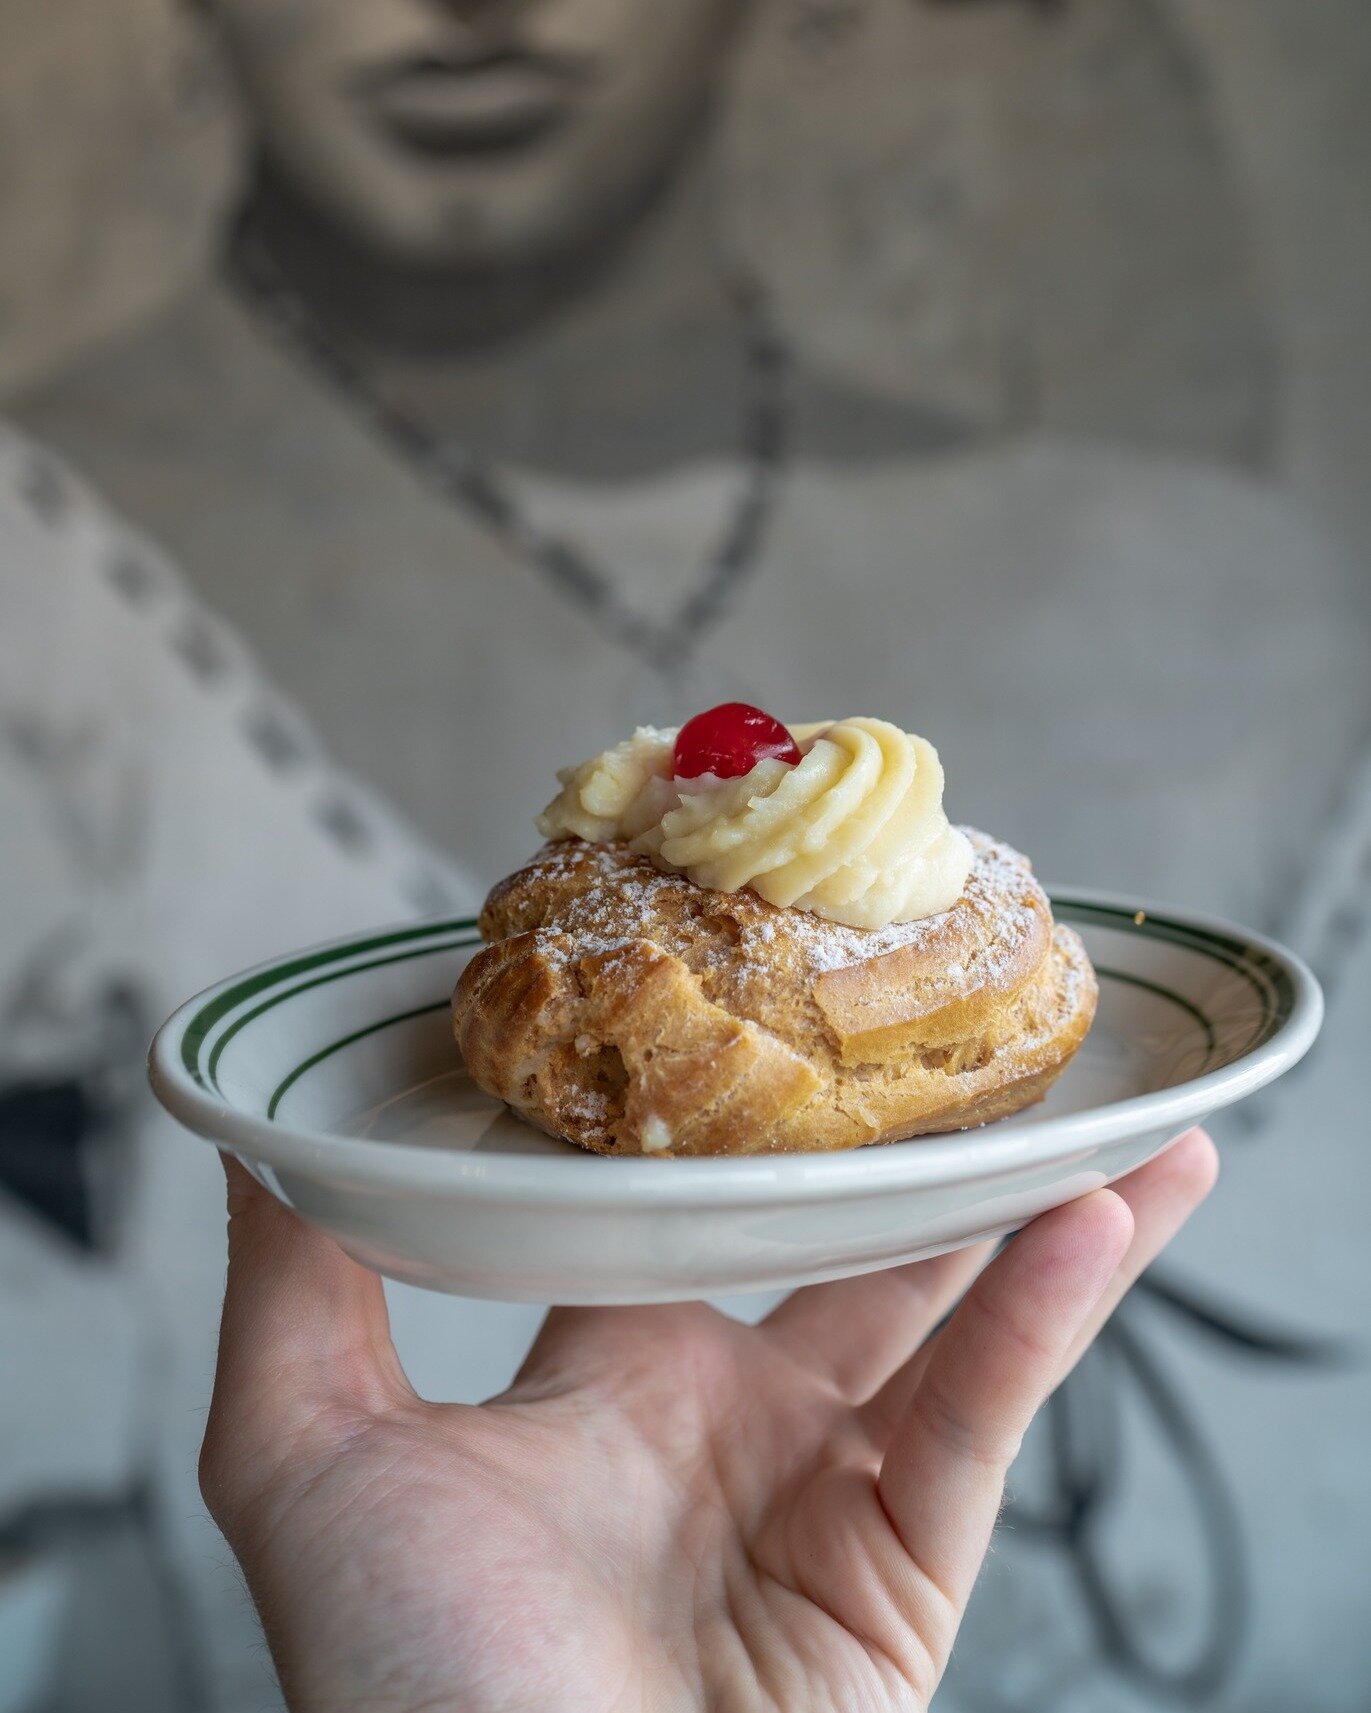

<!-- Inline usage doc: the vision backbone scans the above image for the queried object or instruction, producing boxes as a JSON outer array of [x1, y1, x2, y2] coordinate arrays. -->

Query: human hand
[[200, 1131, 1217, 1713]]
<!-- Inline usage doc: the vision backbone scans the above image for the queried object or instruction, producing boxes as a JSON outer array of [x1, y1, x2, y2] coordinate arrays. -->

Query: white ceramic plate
[[150, 892, 1321, 1304]]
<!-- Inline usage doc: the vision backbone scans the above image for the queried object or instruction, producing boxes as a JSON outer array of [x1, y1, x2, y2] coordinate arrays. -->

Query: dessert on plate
[[453, 704, 1096, 1157]]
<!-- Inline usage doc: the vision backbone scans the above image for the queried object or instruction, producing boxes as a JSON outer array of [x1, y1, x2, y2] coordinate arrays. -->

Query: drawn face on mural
[[209, 0, 744, 270]]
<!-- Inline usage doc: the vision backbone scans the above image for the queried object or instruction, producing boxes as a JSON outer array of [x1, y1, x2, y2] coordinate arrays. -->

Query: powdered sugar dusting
[[508, 829, 1041, 983], [743, 904, 940, 973], [515, 838, 684, 963]]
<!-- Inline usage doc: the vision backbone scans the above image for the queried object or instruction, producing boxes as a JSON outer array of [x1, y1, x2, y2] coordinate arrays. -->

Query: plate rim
[[148, 886, 1323, 1204]]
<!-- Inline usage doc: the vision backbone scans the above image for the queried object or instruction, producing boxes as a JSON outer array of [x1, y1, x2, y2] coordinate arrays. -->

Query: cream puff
[[453, 706, 1096, 1157]]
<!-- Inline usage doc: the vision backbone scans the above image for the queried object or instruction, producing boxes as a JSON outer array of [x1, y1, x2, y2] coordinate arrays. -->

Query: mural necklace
[[227, 221, 794, 667]]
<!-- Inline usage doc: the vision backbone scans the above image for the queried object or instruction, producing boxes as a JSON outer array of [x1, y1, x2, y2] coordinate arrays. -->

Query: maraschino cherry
[[673, 702, 802, 780]]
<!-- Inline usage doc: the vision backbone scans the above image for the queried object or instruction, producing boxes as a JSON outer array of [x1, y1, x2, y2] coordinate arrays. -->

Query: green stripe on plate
[[267, 1001, 452, 1120], [1055, 900, 1289, 1038], [206, 936, 480, 1094], [188, 900, 1285, 1101], [261, 967, 1220, 1126], [179, 916, 478, 1088], [181, 916, 479, 1084], [1095, 966, 1216, 1056]]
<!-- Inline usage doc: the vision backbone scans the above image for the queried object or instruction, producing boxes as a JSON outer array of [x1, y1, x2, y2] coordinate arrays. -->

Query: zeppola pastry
[[454, 705, 1096, 1157]]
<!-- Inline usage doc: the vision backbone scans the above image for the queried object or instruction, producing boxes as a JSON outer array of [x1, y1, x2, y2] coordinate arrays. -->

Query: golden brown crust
[[453, 832, 1097, 1156]]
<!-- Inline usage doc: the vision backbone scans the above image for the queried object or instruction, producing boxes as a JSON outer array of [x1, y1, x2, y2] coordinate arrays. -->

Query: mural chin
[[209, 0, 745, 272]]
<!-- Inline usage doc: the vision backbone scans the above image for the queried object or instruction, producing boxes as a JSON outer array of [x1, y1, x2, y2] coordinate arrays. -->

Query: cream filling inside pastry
[[537, 717, 973, 930]]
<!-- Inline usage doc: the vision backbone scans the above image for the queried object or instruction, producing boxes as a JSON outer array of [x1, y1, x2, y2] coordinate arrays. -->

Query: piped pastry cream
[[537, 715, 973, 930]]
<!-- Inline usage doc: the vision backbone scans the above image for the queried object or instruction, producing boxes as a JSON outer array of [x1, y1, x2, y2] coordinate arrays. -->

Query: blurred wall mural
[[2, 2, 1369, 1710]]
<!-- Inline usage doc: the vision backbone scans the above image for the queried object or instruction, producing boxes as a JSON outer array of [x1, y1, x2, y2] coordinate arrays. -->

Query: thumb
[[201, 1156, 411, 1519]]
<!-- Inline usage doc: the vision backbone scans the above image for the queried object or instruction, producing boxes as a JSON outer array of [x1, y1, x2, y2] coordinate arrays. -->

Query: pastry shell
[[453, 831, 1096, 1157]]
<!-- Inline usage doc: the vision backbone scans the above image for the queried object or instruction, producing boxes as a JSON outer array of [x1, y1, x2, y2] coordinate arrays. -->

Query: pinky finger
[[877, 1189, 1133, 1627]]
